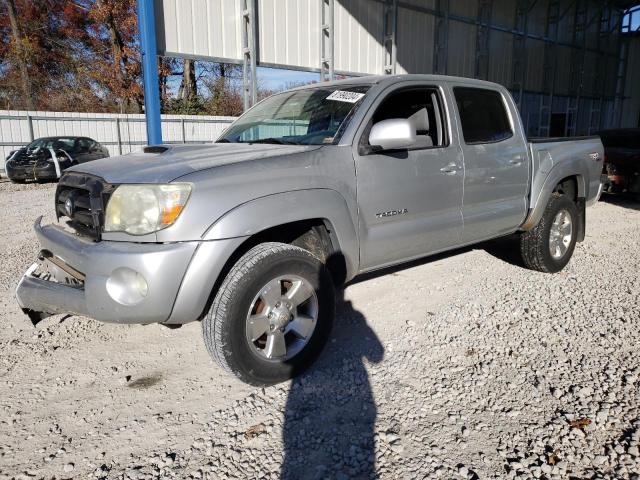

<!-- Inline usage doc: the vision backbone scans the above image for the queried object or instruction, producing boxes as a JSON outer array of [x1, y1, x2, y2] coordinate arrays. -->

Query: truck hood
[[67, 143, 323, 183]]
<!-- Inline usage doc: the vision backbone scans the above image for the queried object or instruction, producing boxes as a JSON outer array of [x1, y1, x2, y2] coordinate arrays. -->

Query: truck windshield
[[217, 85, 370, 145]]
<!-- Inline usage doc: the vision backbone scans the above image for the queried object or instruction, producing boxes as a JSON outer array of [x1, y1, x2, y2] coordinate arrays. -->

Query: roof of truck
[[287, 74, 503, 91]]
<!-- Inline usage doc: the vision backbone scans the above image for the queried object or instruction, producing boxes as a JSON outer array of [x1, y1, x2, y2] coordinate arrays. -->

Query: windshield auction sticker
[[326, 90, 366, 103]]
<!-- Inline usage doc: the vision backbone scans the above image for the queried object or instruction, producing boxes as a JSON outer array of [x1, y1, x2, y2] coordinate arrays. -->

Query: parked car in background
[[4, 136, 109, 183], [597, 128, 640, 197]]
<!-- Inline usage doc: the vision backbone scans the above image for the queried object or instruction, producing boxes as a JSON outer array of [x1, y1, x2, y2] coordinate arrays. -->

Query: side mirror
[[368, 118, 416, 151]]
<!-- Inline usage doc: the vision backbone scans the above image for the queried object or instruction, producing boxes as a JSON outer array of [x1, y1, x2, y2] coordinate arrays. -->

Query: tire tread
[[520, 193, 575, 273], [203, 242, 325, 385]]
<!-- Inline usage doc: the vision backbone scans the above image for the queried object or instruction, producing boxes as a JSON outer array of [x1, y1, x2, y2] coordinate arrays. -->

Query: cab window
[[453, 87, 512, 144], [363, 87, 447, 150]]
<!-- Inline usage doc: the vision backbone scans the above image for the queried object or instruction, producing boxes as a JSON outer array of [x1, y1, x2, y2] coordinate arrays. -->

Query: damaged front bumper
[[16, 217, 198, 326], [6, 162, 59, 182]]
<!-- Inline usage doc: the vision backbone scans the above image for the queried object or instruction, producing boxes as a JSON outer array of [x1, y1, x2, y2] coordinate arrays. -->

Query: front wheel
[[520, 193, 579, 273], [202, 242, 335, 386]]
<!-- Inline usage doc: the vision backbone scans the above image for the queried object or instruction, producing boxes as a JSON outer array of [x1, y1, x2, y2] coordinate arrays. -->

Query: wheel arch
[[169, 189, 358, 324], [522, 166, 586, 231], [202, 189, 359, 279]]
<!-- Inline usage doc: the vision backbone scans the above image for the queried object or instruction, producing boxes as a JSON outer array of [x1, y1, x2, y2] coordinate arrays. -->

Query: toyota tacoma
[[16, 75, 605, 385]]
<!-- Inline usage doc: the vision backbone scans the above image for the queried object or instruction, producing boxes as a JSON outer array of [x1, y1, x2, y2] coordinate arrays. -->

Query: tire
[[520, 193, 579, 273], [203, 242, 335, 386]]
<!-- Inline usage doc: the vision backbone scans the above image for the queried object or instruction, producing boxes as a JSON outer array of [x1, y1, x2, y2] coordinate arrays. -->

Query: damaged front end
[[16, 236, 87, 326], [5, 148, 73, 182]]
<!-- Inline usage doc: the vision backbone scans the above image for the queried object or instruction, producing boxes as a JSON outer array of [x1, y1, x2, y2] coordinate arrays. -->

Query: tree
[[202, 63, 244, 116], [0, 0, 82, 110], [178, 58, 197, 100], [0, 1, 275, 115], [63, 0, 143, 112], [3, 0, 34, 110]]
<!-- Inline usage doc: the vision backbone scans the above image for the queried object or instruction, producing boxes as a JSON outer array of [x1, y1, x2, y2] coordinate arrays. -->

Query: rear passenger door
[[452, 86, 529, 243]]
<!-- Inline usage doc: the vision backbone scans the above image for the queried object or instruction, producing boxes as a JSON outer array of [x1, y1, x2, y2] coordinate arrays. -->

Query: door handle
[[440, 162, 460, 174], [509, 159, 523, 166]]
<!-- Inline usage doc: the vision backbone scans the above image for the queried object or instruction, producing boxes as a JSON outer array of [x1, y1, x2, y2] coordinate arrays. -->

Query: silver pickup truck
[[16, 75, 604, 385]]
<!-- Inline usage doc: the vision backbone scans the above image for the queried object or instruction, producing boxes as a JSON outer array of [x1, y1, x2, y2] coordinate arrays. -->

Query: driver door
[[354, 85, 464, 271]]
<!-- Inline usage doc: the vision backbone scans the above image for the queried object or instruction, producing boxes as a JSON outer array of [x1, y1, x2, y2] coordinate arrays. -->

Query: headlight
[[104, 184, 191, 235]]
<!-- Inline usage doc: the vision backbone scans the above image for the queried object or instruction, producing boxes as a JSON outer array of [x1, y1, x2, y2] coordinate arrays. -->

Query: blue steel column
[[137, 0, 163, 145]]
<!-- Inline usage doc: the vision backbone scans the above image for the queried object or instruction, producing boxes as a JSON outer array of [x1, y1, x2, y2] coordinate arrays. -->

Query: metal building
[[140, 0, 640, 143]]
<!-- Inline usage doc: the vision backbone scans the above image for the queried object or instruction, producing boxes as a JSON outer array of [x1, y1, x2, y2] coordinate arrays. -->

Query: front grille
[[55, 172, 115, 241]]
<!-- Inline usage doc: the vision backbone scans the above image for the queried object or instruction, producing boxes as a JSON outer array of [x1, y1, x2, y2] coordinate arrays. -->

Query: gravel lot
[[0, 179, 639, 480]]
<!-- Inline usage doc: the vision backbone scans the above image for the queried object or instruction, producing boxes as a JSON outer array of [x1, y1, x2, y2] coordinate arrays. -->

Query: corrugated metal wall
[[156, 2, 626, 78], [258, 0, 322, 70], [621, 35, 640, 128], [333, 0, 385, 74], [395, 4, 434, 74], [155, 0, 244, 62], [156, 0, 625, 90], [0, 111, 235, 168], [154, 0, 637, 133]]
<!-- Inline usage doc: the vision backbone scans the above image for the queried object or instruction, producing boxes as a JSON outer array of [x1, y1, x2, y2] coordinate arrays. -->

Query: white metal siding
[[156, 0, 243, 61], [395, 5, 434, 74], [0, 111, 235, 169], [446, 20, 475, 79], [157, 0, 385, 74], [257, 0, 321, 70], [333, 0, 384, 74], [524, 38, 545, 92], [488, 30, 513, 86]]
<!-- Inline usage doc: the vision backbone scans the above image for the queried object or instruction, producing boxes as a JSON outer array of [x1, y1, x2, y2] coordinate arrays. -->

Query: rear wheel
[[202, 242, 335, 386], [520, 193, 578, 273]]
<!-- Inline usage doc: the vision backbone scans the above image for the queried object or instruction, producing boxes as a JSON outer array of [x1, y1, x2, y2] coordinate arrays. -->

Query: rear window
[[454, 87, 512, 144]]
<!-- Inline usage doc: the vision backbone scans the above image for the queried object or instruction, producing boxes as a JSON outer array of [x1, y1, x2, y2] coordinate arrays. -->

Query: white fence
[[0, 110, 237, 170]]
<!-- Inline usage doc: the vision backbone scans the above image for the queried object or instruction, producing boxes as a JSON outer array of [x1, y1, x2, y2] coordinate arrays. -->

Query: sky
[[165, 63, 320, 96], [623, 5, 640, 31], [257, 67, 319, 90]]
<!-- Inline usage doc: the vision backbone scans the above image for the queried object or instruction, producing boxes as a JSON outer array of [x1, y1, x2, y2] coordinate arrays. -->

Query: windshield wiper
[[240, 138, 300, 145]]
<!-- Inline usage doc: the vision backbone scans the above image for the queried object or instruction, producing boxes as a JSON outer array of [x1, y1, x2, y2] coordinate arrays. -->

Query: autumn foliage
[[1, 0, 295, 115], [1, 0, 143, 112]]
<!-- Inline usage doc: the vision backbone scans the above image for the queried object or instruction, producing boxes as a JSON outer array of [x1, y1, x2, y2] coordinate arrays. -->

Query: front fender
[[203, 189, 359, 280]]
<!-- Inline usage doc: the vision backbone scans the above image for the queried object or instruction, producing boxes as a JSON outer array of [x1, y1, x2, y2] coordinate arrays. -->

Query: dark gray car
[[5, 136, 109, 183]]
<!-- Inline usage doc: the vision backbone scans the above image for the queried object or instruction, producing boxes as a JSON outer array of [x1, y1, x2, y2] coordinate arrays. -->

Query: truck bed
[[528, 135, 600, 144], [527, 135, 604, 210]]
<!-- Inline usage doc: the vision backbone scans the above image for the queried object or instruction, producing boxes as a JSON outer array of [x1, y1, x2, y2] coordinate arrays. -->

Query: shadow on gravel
[[479, 234, 527, 269], [281, 289, 384, 480], [601, 193, 640, 211]]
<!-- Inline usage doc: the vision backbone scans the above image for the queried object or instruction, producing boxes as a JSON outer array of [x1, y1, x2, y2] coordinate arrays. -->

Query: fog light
[[106, 268, 148, 305]]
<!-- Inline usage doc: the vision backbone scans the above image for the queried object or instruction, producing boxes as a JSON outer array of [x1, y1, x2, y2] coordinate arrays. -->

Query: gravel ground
[[0, 179, 639, 480]]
